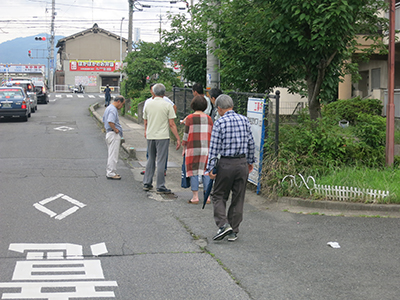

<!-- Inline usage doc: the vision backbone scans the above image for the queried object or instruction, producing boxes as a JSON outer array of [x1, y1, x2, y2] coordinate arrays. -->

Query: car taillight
[[42, 86, 46, 93], [22, 101, 26, 109]]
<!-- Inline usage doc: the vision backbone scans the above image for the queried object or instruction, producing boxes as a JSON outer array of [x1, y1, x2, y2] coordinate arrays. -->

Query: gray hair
[[152, 83, 166, 97], [215, 94, 234, 109], [114, 95, 125, 103]]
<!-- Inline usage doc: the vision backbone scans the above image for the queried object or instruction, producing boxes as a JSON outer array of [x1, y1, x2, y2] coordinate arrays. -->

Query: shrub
[[261, 97, 388, 199], [322, 97, 383, 125]]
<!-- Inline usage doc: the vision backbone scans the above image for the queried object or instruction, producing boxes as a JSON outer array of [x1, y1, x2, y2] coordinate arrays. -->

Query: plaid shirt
[[206, 110, 255, 172]]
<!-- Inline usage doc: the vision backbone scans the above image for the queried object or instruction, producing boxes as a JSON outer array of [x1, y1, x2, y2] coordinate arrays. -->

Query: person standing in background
[[192, 83, 212, 116], [104, 84, 111, 107], [209, 88, 223, 122], [143, 83, 181, 194], [141, 83, 177, 176], [182, 96, 213, 204], [103, 95, 125, 180]]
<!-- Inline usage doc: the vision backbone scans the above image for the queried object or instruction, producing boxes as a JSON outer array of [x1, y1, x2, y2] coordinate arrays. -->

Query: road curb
[[279, 197, 400, 213]]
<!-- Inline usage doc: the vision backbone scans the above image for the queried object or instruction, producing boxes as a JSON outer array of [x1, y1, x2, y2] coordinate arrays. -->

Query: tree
[[196, 0, 388, 119], [161, 13, 208, 87], [123, 41, 181, 96]]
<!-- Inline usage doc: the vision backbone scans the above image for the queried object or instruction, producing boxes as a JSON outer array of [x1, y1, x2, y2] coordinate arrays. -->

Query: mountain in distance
[[0, 33, 65, 67]]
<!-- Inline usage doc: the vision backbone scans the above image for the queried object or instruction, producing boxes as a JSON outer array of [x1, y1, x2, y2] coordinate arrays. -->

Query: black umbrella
[[202, 156, 219, 209]]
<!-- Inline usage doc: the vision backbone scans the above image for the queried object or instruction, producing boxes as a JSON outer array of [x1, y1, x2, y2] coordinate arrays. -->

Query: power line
[[26, 0, 187, 11]]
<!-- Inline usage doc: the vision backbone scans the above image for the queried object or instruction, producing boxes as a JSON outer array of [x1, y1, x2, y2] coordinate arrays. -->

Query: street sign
[[247, 97, 267, 194]]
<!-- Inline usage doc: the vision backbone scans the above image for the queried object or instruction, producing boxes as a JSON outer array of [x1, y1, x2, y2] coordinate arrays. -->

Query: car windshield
[[0, 89, 24, 99], [11, 82, 33, 92]]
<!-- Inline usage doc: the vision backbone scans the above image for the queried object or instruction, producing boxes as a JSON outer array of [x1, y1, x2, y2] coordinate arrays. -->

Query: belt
[[221, 154, 245, 159]]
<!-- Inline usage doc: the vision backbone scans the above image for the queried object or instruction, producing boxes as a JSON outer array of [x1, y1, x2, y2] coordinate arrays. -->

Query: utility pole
[[206, 0, 220, 90], [159, 13, 162, 42], [128, 0, 133, 53], [49, 0, 55, 92], [386, 0, 395, 166]]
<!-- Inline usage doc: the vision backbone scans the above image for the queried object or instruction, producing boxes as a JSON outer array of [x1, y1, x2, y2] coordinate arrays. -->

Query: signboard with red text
[[69, 60, 122, 72]]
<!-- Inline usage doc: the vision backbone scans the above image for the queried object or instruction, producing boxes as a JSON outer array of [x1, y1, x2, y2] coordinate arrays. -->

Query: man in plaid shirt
[[206, 94, 255, 242]]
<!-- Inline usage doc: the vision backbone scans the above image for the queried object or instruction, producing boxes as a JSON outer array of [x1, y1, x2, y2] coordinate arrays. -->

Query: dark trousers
[[143, 139, 169, 189], [212, 157, 248, 233], [105, 94, 111, 106]]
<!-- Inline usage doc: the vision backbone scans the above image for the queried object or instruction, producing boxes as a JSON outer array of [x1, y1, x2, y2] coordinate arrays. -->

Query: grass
[[314, 166, 400, 203]]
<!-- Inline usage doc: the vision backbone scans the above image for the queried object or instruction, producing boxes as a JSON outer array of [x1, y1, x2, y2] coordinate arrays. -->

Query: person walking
[[141, 83, 177, 176], [209, 88, 223, 122], [104, 84, 111, 107], [192, 83, 212, 116], [143, 83, 181, 194], [206, 94, 255, 242], [182, 95, 213, 204], [103, 95, 125, 180]]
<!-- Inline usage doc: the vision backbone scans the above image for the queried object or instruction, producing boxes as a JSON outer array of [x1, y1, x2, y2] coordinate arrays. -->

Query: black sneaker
[[143, 184, 153, 191], [156, 187, 172, 194], [227, 232, 238, 242], [213, 223, 233, 240]]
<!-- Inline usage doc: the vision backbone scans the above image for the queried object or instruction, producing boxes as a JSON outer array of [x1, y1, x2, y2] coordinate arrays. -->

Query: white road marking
[[62, 195, 86, 207], [0, 281, 118, 299], [33, 194, 86, 221], [13, 260, 105, 280], [54, 206, 80, 220], [2, 243, 117, 299], [33, 203, 57, 218], [91, 242, 108, 256], [39, 193, 64, 205], [9, 243, 84, 259], [26, 252, 44, 260], [54, 126, 74, 132]]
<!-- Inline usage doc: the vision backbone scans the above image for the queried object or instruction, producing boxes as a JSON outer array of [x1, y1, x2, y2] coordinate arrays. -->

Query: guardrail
[[54, 85, 70, 93]]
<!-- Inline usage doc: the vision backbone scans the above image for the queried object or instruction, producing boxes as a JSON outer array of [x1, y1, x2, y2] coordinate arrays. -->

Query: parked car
[[34, 81, 49, 104], [0, 86, 31, 121], [8, 79, 37, 113]]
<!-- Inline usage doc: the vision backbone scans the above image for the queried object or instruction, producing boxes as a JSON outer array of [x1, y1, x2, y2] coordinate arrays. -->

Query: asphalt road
[[0, 93, 399, 300]]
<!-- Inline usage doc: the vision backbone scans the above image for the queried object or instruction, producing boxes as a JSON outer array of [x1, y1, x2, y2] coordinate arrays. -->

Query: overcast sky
[[0, 0, 191, 44]]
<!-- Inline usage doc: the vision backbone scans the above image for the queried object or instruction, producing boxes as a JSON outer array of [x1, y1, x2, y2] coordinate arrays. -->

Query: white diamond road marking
[[54, 126, 74, 132], [33, 193, 86, 220], [67, 94, 73, 98], [77, 95, 84, 98], [55, 94, 62, 98], [88, 95, 95, 98]]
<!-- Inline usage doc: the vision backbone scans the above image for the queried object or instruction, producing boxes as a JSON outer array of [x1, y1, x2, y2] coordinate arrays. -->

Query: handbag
[[181, 155, 191, 188]]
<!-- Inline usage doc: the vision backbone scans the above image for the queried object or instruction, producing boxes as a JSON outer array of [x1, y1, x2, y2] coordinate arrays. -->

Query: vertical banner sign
[[247, 97, 267, 194]]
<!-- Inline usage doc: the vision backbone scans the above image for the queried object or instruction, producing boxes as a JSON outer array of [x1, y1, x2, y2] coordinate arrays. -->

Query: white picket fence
[[281, 174, 390, 203], [314, 185, 389, 203]]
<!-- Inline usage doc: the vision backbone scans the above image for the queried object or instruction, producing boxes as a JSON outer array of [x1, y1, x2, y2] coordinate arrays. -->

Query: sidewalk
[[90, 102, 400, 217]]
